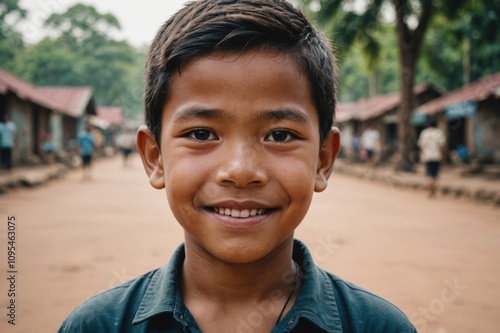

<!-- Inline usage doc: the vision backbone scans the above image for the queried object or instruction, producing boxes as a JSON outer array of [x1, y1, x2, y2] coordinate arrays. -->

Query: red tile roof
[[416, 71, 500, 115], [96, 106, 124, 125], [0, 69, 59, 111], [37, 86, 94, 117]]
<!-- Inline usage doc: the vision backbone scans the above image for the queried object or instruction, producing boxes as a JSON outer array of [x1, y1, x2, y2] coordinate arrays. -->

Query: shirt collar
[[132, 244, 185, 325], [279, 239, 343, 332], [132, 240, 343, 332]]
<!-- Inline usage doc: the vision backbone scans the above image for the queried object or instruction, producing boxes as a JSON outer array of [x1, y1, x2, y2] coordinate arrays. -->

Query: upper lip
[[205, 200, 273, 210]]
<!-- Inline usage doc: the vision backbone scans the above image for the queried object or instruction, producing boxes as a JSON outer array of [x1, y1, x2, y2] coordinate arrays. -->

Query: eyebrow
[[171, 107, 233, 124], [255, 108, 311, 125], [171, 106, 311, 125]]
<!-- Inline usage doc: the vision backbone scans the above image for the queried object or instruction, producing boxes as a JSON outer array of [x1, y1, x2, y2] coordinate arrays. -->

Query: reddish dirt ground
[[0, 155, 499, 333]]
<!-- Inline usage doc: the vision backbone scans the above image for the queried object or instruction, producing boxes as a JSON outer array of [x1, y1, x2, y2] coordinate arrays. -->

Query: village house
[[94, 106, 125, 149], [335, 102, 358, 159], [416, 71, 500, 164], [37, 86, 97, 153], [0, 69, 98, 166], [336, 83, 443, 162], [0, 69, 60, 165]]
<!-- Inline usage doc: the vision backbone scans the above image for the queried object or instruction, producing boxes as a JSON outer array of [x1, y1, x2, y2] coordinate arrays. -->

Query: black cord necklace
[[275, 261, 300, 325]]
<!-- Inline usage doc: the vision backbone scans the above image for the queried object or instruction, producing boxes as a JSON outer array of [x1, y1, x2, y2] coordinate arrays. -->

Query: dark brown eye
[[188, 129, 217, 141], [266, 130, 291, 142]]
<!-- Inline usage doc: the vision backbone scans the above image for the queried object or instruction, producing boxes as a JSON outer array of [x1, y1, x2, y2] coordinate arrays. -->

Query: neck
[[181, 237, 297, 306]]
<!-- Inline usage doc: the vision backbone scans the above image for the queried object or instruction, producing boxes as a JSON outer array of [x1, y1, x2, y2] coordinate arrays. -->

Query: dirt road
[[0, 156, 499, 333]]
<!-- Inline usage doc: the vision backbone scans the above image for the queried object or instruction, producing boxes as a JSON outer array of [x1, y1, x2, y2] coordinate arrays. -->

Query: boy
[[59, 0, 416, 332]]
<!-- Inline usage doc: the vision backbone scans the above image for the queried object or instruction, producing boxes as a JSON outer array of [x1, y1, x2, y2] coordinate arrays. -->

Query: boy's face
[[138, 49, 339, 264]]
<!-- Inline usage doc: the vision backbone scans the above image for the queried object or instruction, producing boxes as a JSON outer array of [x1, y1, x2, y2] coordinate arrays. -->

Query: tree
[[10, 4, 144, 116], [0, 0, 26, 68], [337, 26, 399, 102], [301, 0, 468, 171], [9, 37, 82, 86], [44, 3, 120, 51], [419, 0, 500, 90]]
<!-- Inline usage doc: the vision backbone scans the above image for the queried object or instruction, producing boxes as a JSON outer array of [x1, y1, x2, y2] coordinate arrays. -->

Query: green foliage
[[337, 26, 399, 101], [0, 0, 25, 26], [6, 3, 144, 117], [302, 0, 498, 99], [419, 0, 500, 90], [0, 0, 26, 67], [0, 28, 24, 67], [44, 4, 120, 48], [301, 0, 401, 99], [304, 0, 385, 68], [337, 46, 369, 101]]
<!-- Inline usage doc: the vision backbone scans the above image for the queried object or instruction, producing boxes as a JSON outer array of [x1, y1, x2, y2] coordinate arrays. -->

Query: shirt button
[[288, 320, 293, 325], [180, 314, 184, 320]]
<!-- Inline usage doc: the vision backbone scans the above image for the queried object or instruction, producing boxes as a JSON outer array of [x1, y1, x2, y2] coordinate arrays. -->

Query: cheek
[[273, 158, 317, 199], [163, 162, 200, 213]]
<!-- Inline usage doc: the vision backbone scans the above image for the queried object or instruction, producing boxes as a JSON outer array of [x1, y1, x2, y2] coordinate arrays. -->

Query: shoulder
[[419, 129, 431, 141], [325, 272, 416, 333], [58, 269, 158, 333], [420, 128, 430, 136]]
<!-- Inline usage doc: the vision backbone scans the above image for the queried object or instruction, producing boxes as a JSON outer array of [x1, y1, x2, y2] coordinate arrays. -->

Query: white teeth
[[213, 207, 266, 218]]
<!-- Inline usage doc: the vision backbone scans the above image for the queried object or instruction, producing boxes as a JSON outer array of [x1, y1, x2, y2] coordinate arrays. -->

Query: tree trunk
[[463, 37, 471, 86], [395, 49, 417, 172], [369, 71, 377, 97], [393, 0, 433, 172]]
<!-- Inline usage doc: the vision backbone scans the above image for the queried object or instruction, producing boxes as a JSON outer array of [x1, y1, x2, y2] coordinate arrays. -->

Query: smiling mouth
[[211, 207, 269, 218]]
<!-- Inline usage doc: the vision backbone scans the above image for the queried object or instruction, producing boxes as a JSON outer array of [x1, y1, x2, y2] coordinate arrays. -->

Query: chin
[[204, 236, 292, 265]]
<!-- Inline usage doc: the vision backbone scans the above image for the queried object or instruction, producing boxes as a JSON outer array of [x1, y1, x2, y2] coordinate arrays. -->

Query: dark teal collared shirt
[[59, 240, 416, 332]]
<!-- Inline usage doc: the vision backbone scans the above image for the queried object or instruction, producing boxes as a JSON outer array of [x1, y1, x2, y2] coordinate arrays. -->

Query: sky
[[19, 0, 191, 47]]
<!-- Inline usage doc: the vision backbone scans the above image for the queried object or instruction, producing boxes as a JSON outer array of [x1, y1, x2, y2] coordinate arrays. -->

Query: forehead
[[164, 49, 317, 123]]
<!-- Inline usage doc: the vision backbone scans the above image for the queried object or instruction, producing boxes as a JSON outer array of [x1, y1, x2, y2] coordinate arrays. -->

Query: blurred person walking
[[361, 125, 380, 168], [0, 113, 17, 176], [42, 133, 56, 165], [116, 129, 136, 168], [418, 119, 446, 197], [77, 126, 95, 181]]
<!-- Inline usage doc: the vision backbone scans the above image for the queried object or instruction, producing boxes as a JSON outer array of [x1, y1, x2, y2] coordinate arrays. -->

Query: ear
[[136, 125, 165, 189], [314, 127, 341, 192]]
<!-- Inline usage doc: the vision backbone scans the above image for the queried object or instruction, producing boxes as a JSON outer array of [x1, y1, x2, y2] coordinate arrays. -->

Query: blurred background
[[0, 0, 499, 332], [0, 0, 499, 170]]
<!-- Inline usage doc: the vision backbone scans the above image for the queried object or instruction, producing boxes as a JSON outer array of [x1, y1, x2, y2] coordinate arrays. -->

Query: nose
[[215, 141, 269, 188]]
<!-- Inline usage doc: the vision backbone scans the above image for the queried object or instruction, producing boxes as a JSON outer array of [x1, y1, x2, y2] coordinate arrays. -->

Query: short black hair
[[145, 0, 337, 145]]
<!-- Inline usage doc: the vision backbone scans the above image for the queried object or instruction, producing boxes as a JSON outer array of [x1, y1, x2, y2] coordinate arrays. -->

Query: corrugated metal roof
[[416, 71, 500, 115], [37, 86, 94, 117], [336, 83, 440, 122], [0, 69, 60, 111], [356, 83, 436, 121], [335, 102, 357, 123], [96, 106, 124, 125]]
